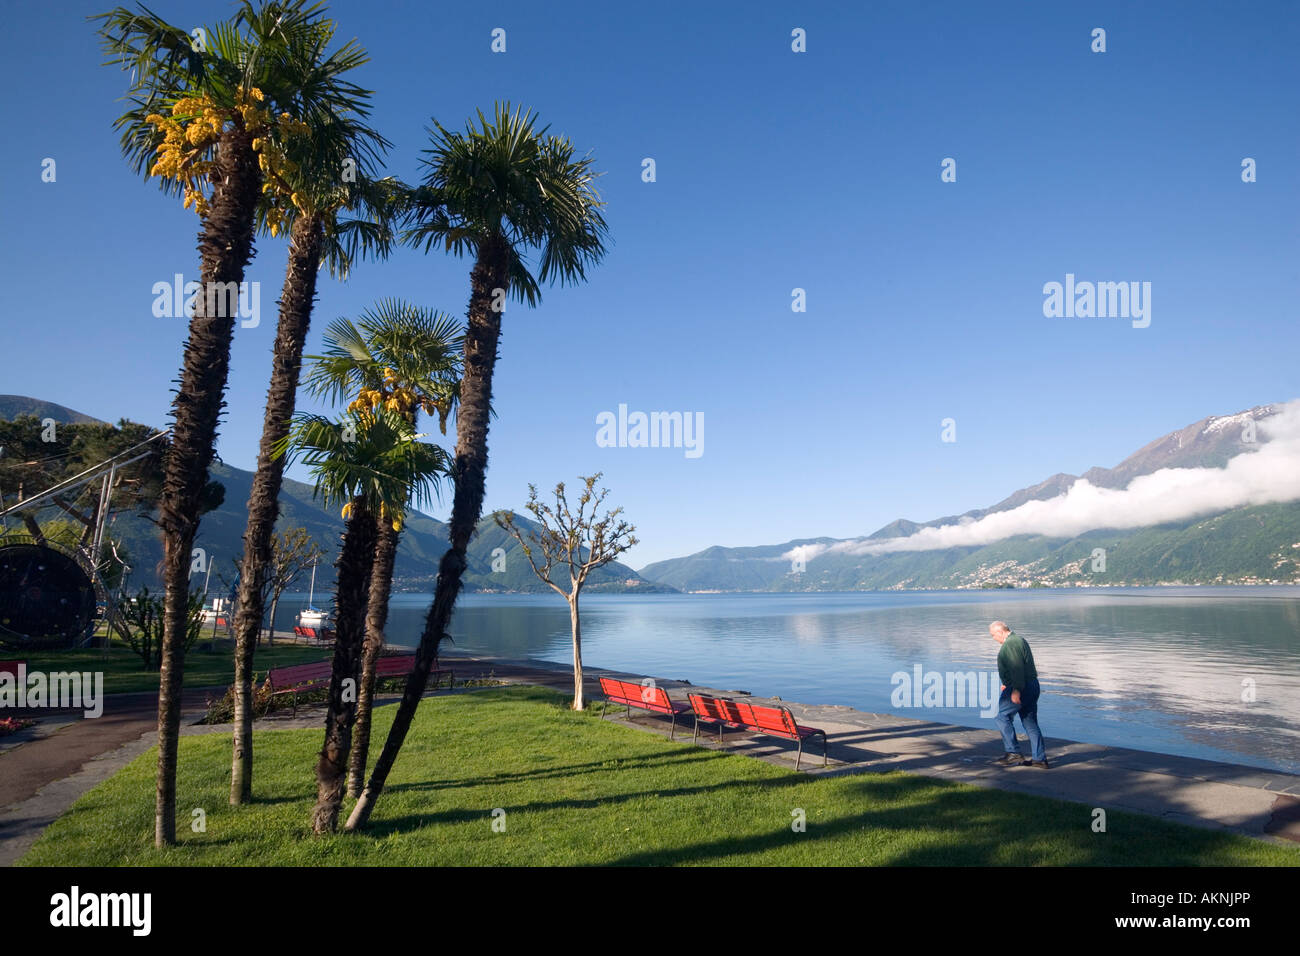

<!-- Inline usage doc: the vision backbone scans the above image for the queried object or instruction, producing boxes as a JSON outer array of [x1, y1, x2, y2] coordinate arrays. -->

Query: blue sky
[[1, 0, 1296, 567]]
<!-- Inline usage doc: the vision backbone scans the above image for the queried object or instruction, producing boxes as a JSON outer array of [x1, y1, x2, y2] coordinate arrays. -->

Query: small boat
[[296, 606, 330, 628], [200, 600, 230, 627], [296, 559, 332, 628]]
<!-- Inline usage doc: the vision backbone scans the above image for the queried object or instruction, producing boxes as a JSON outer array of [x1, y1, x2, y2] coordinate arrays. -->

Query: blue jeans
[[995, 678, 1045, 762]]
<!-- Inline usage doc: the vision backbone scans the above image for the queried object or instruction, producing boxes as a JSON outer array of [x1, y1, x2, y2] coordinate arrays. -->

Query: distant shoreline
[[310, 582, 1300, 600]]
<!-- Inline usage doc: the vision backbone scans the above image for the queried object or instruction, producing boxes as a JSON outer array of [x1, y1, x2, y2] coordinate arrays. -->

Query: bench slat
[[687, 692, 827, 769], [598, 676, 689, 715], [597, 676, 690, 739]]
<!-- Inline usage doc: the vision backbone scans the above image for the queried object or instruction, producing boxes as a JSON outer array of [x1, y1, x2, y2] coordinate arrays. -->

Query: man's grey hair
[[990, 620, 1011, 634]]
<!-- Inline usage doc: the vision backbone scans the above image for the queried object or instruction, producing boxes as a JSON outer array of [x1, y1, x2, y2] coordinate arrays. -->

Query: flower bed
[[0, 716, 36, 737]]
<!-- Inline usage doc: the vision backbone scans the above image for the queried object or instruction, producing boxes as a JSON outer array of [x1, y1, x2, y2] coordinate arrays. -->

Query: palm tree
[[227, 46, 396, 804], [301, 301, 462, 797], [96, 0, 360, 847], [345, 103, 609, 831], [278, 410, 450, 833]]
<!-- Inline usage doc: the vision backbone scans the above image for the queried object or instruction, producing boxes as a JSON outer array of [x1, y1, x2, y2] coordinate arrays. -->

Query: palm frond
[[300, 301, 463, 429], [276, 408, 451, 517], [399, 101, 610, 304]]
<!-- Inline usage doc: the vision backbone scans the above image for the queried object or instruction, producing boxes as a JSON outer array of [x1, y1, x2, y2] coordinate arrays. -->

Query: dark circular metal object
[[0, 542, 98, 649]]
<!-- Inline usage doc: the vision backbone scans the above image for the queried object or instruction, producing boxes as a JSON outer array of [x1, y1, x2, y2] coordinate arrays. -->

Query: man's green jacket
[[997, 632, 1038, 692]]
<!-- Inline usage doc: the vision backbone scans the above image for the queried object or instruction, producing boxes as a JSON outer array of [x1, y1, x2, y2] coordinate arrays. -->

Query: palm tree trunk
[[347, 517, 400, 797], [312, 497, 376, 833], [346, 236, 509, 831], [230, 213, 325, 805], [155, 126, 261, 848], [569, 595, 584, 710]]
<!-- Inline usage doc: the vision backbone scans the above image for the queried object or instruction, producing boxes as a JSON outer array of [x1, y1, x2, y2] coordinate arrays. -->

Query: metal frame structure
[[0, 430, 169, 645]]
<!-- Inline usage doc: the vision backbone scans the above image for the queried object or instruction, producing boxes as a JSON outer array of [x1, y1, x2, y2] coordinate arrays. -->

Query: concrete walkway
[[0, 654, 516, 865], [0, 688, 218, 866], [3, 649, 1297, 865], [443, 651, 1300, 846]]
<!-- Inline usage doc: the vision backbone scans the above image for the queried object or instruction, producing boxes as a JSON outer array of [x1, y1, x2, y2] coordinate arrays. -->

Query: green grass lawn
[[11, 640, 330, 695], [18, 686, 1300, 866]]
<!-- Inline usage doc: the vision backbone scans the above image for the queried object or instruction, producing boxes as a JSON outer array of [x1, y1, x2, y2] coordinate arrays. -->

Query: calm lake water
[[323, 587, 1300, 775]]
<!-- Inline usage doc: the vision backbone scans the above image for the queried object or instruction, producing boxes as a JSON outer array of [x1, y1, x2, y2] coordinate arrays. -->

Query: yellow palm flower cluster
[[379, 502, 403, 532], [345, 369, 450, 442], [346, 386, 386, 415], [146, 92, 224, 216], [255, 111, 312, 235], [145, 87, 310, 230], [345, 369, 437, 417], [339, 499, 402, 532]]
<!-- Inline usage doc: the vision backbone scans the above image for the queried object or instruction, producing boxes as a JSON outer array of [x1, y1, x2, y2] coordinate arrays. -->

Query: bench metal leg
[[796, 738, 803, 771]]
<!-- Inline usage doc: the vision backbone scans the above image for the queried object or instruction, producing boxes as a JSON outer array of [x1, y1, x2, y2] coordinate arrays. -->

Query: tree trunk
[[345, 236, 509, 831], [230, 213, 325, 805], [154, 125, 261, 848], [267, 592, 280, 645], [312, 498, 376, 833], [347, 517, 401, 798], [569, 595, 584, 710]]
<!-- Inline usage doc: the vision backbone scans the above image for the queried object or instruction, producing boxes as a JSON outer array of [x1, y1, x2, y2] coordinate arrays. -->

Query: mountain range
[[638, 404, 1300, 591], [6, 395, 1298, 595], [0, 395, 662, 596]]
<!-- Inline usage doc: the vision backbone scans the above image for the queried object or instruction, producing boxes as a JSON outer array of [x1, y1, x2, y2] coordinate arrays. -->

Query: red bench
[[264, 661, 334, 715], [1, 661, 25, 690], [688, 693, 828, 770], [598, 676, 692, 740], [292, 626, 336, 642], [263, 654, 452, 715], [373, 654, 454, 690]]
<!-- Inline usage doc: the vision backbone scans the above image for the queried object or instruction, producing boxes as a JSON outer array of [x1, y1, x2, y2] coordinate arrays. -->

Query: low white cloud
[[787, 400, 1300, 562]]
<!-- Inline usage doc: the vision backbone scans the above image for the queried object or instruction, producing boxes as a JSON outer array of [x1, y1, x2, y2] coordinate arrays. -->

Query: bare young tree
[[218, 527, 325, 644], [494, 474, 637, 710], [264, 527, 325, 644]]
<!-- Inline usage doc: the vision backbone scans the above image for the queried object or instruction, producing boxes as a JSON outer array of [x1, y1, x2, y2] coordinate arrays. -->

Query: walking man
[[990, 621, 1049, 768]]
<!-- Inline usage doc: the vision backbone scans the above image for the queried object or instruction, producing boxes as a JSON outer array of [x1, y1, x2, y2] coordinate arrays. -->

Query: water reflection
[[377, 588, 1300, 774]]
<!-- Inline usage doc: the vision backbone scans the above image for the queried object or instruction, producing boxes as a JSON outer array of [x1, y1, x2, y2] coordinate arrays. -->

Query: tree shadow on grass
[[363, 769, 809, 840], [600, 774, 1260, 867], [233, 794, 301, 807], [383, 746, 738, 795]]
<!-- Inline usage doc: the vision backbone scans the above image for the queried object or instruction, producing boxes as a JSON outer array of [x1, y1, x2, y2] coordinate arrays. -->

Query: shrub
[[201, 677, 275, 724], [112, 586, 205, 670]]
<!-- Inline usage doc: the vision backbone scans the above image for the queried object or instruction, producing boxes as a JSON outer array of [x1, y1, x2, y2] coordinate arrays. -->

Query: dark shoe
[[1027, 759, 1051, 769], [995, 753, 1028, 766]]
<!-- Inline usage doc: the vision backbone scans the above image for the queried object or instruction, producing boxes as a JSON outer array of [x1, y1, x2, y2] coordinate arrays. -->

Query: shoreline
[[3, 647, 1297, 866], [432, 648, 1300, 846]]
